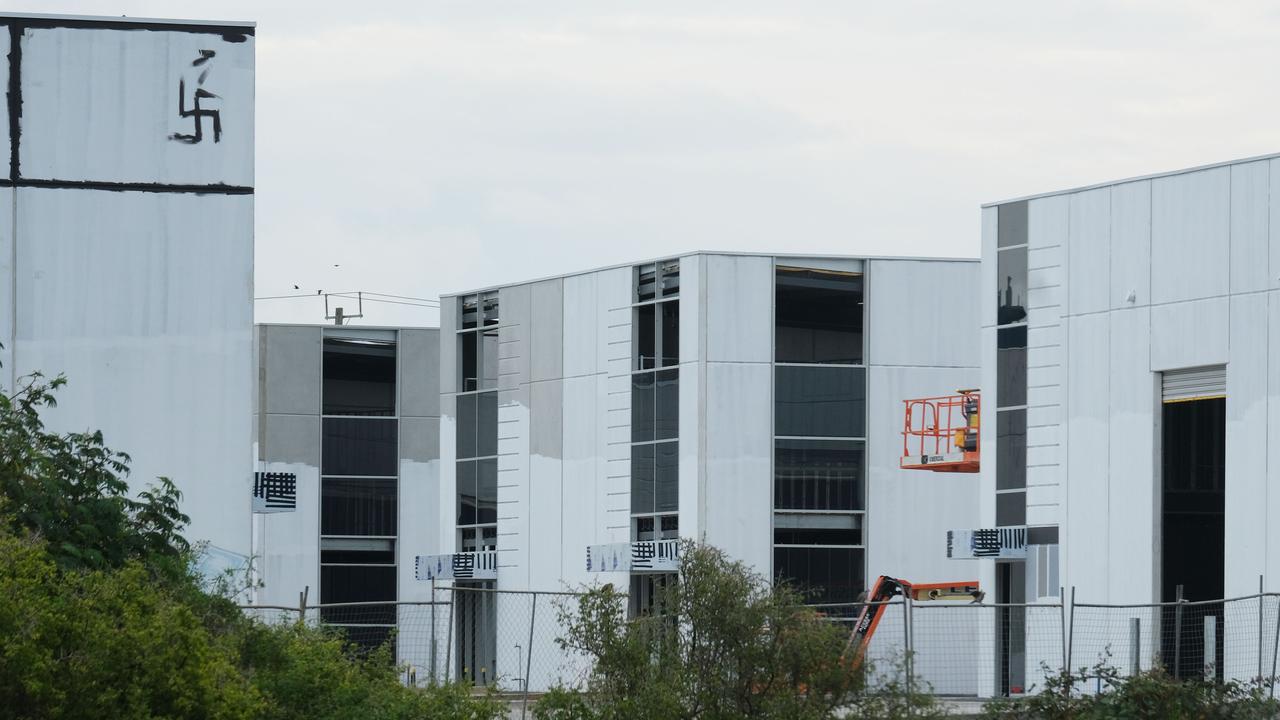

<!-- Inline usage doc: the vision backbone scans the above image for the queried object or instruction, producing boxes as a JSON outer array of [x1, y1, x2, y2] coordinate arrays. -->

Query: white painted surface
[[867, 259, 979, 368], [20, 27, 254, 186], [256, 460, 319, 607], [703, 361, 772, 575], [704, 254, 772, 363], [1109, 181, 1151, 309], [1150, 167, 1230, 305], [15, 188, 253, 554], [1149, 297, 1229, 371], [1066, 189, 1109, 316]]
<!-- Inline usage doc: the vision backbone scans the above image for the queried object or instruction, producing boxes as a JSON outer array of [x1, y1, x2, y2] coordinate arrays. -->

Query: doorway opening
[[1160, 395, 1225, 679]]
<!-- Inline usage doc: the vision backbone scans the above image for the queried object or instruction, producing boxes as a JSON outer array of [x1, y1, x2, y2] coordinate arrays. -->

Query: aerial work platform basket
[[900, 390, 980, 473]]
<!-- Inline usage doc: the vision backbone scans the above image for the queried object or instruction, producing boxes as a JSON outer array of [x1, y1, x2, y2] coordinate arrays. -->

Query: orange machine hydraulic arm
[[841, 575, 983, 670]]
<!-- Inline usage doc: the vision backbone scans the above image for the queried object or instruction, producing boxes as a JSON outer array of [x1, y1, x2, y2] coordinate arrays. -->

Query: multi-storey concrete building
[[437, 251, 981, 688], [254, 324, 440, 662], [981, 153, 1280, 691]]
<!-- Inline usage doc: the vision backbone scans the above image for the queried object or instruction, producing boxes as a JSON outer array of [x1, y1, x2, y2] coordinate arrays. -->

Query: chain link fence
[[239, 588, 1280, 700]]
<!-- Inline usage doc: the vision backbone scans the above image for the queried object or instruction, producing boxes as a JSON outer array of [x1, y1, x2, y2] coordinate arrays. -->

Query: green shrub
[[535, 542, 943, 720], [980, 662, 1280, 720]]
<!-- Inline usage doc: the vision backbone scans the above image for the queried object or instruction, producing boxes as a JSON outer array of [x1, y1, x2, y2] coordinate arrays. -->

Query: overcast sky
[[23, 1, 1280, 326]]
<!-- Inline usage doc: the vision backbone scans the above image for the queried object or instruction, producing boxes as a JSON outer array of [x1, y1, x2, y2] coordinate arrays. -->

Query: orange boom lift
[[899, 389, 980, 473], [842, 575, 983, 670]]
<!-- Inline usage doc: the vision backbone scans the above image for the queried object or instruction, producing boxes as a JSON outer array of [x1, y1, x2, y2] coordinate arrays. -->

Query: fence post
[[298, 585, 309, 626], [903, 597, 913, 699], [430, 578, 437, 686], [1059, 586, 1067, 673], [521, 592, 538, 720], [446, 587, 456, 684], [1174, 584, 1184, 680], [1270, 591, 1280, 697], [1129, 617, 1141, 676], [1260, 576, 1265, 681], [1203, 615, 1216, 680], [1066, 587, 1076, 676]]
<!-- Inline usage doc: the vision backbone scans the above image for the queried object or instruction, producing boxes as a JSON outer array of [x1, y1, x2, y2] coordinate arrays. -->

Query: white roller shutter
[[1162, 366, 1226, 403]]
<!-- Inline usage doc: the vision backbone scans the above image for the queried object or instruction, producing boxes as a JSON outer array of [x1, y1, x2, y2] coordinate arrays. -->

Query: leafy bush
[[535, 542, 943, 720], [980, 662, 1280, 720], [0, 364, 506, 720]]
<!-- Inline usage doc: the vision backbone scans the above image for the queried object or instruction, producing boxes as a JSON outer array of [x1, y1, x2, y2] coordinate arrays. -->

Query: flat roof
[[983, 150, 1280, 208], [0, 11, 255, 30], [442, 249, 976, 299]]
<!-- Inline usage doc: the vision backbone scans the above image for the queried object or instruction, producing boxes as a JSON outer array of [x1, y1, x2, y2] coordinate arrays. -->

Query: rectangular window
[[997, 201, 1029, 248], [775, 366, 865, 438], [322, 418, 398, 476], [775, 267, 863, 365], [774, 439, 864, 511], [458, 293, 499, 391], [323, 339, 396, 416], [321, 478, 397, 536], [997, 326, 1027, 407], [456, 391, 498, 459], [636, 515, 679, 541], [997, 247, 1028, 325], [636, 304, 656, 370], [459, 526, 497, 552], [456, 458, 498, 526], [631, 441, 678, 514], [632, 261, 680, 523], [660, 301, 680, 366], [630, 444, 655, 514], [773, 546, 864, 606], [995, 410, 1027, 490], [319, 565, 396, 623], [996, 491, 1026, 526]]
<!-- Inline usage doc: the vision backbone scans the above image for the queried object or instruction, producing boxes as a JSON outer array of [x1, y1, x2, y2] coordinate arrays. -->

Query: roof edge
[[983, 150, 1280, 208]]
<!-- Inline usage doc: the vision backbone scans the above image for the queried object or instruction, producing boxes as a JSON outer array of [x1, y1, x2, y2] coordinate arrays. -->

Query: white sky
[[19, 1, 1280, 326]]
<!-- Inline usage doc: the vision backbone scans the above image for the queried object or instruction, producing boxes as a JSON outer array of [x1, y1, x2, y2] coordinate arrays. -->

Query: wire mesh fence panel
[[908, 602, 1062, 697], [238, 605, 302, 625]]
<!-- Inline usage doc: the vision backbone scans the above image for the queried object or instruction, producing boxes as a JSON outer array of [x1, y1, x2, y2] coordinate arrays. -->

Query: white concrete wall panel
[[399, 455, 440, 602], [1149, 297, 1229, 371], [19, 27, 254, 186], [702, 362, 772, 575], [1225, 294, 1269, 597], [530, 280, 563, 384], [704, 255, 772, 363], [15, 188, 251, 554], [1106, 307, 1156, 603], [981, 207, 998, 328], [1271, 160, 1280, 290], [1064, 314, 1110, 596], [0, 188, 13, 385], [679, 254, 702, 364], [1268, 292, 1280, 588], [561, 273, 598, 379], [866, 365, 981, 582], [599, 268, 632, 545], [528, 380, 564, 587], [1150, 168, 1230, 305], [867, 260, 980, 368], [1229, 161, 1271, 295], [1109, 181, 1151, 310], [1066, 188, 1110, 316], [256, 460, 320, 607]]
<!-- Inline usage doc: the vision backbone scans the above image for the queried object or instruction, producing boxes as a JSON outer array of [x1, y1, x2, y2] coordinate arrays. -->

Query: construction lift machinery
[[841, 390, 985, 668]]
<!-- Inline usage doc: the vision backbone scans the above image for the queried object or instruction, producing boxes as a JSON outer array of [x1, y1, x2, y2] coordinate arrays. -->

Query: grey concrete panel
[[263, 325, 322, 415], [263, 413, 320, 466], [499, 284, 532, 391], [530, 279, 564, 383], [399, 328, 440, 418], [530, 380, 563, 460], [440, 297, 457, 395], [400, 416, 440, 464]]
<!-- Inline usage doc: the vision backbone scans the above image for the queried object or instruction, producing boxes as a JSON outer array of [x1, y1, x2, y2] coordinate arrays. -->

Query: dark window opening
[[774, 439, 864, 511], [321, 478, 397, 536], [323, 339, 396, 416], [775, 267, 863, 365], [775, 365, 865, 438], [995, 410, 1026, 490], [773, 546, 863, 605], [322, 418, 397, 476]]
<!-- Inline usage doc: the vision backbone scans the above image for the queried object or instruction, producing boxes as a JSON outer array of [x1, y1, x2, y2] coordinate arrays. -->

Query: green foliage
[[0, 370, 191, 581], [0, 364, 506, 719], [535, 542, 942, 720], [979, 662, 1280, 720]]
